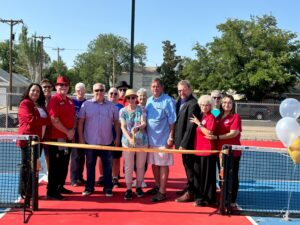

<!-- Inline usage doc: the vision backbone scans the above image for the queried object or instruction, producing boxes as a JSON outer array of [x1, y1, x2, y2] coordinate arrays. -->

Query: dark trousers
[[85, 148, 113, 192], [47, 141, 71, 195], [182, 154, 196, 194], [194, 155, 217, 203], [231, 156, 241, 203], [70, 148, 85, 183]]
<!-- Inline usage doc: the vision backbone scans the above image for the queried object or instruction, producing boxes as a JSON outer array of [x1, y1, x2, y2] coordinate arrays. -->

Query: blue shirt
[[211, 108, 221, 118], [78, 98, 119, 145], [146, 93, 176, 147]]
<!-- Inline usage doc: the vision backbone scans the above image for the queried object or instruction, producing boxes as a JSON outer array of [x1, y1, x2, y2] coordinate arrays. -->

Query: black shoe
[[146, 186, 159, 195], [151, 192, 166, 202], [176, 188, 187, 195], [194, 199, 208, 207], [136, 187, 144, 198], [124, 189, 133, 200], [112, 178, 119, 188], [47, 192, 64, 200], [58, 186, 73, 194], [96, 176, 104, 186]]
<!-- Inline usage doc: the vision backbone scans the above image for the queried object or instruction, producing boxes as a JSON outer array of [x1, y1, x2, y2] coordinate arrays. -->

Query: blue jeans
[[85, 148, 113, 192], [70, 148, 85, 183]]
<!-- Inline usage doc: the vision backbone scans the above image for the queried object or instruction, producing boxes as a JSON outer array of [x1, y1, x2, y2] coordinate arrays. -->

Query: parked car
[[0, 113, 18, 128], [236, 103, 272, 120]]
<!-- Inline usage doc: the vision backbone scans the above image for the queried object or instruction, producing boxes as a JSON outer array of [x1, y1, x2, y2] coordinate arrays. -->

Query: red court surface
[[0, 140, 283, 225]]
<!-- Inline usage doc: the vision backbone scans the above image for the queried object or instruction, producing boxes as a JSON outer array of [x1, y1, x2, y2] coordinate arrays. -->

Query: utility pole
[[0, 19, 23, 110], [33, 35, 51, 82], [52, 47, 65, 73], [130, 0, 135, 88]]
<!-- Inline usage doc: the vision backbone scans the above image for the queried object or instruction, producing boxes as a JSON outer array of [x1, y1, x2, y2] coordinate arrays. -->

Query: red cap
[[55, 75, 69, 85]]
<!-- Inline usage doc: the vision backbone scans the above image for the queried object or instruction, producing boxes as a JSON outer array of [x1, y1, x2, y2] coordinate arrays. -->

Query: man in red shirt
[[116, 81, 130, 106], [46, 75, 75, 200]]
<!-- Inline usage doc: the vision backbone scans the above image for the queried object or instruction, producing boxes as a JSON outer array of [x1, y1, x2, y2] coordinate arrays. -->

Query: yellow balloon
[[288, 136, 300, 164]]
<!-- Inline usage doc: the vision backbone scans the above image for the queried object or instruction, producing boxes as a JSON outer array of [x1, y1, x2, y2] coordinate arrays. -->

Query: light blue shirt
[[211, 108, 221, 118], [146, 93, 176, 147], [78, 98, 119, 145]]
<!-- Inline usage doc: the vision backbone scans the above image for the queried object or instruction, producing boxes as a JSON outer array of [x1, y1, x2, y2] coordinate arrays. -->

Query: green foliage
[[157, 40, 182, 97], [74, 33, 147, 91], [0, 41, 18, 72], [17, 26, 50, 82], [182, 15, 300, 100]]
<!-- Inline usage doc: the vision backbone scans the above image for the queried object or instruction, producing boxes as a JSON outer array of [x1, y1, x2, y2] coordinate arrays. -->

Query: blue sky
[[0, 0, 300, 68]]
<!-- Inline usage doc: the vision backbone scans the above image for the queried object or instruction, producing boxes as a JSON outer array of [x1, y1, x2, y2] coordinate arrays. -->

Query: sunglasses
[[118, 88, 127, 92], [213, 96, 221, 100], [126, 96, 136, 100], [94, 89, 105, 93], [57, 83, 69, 87], [42, 85, 52, 89], [109, 92, 118, 96]]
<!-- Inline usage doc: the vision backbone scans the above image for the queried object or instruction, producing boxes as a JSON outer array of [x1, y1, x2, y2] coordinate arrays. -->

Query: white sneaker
[[132, 179, 137, 187], [132, 179, 147, 188], [141, 181, 147, 188]]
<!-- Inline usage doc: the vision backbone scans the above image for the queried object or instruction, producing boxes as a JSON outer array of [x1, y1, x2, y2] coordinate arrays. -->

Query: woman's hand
[[128, 137, 135, 147], [205, 134, 217, 140], [131, 126, 140, 134], [189, 114, 201, 126]]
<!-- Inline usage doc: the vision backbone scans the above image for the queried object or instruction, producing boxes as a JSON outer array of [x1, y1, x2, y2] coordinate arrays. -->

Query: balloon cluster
[[276, 98, 300, 164]]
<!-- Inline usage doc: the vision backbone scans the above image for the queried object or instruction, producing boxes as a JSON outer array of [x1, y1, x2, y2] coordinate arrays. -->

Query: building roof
[[0, 68, 31, 87]]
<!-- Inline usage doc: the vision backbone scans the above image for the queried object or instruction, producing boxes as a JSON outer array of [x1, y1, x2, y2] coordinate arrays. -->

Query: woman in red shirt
[[18, 83, 51, 145], [207, 94, 242, 209], [18, 83, 51, 197], [190, 95, 217, 207]]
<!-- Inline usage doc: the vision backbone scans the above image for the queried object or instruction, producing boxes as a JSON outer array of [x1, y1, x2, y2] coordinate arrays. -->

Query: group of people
[[17, 75, 242, 209]]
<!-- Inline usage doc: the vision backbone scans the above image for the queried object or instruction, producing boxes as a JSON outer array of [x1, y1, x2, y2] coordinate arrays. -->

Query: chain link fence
[[236, 102, 280, 121], [0, 92, 21, 131], [0, 93, 281, 140]]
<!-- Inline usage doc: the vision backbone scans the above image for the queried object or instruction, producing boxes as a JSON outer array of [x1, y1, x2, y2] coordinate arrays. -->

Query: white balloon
[[276, 117, 300, 147], [279, 98, 300, 119]]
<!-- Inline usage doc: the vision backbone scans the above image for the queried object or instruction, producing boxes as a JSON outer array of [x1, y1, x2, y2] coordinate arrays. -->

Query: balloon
[[288, 136, 300, 164], [279, 98, 300, 119], [275, 117, 300, 147]]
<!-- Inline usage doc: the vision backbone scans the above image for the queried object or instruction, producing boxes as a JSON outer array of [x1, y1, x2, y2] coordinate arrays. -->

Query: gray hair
[[198, 95, 213, 106], [75, 82, 86, 90], [178, 80, 192, 89], [210, 90, 222, 97], [108, 87, 118, 93], [151, 78, 164, 87], [93, 83, 106, 91], [137, 88, 147, 96]]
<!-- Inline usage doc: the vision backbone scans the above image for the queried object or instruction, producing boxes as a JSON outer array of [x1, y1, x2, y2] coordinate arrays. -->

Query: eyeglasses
[[118, 88, 127, 92], [109, 92, 118, 96], [213, 96, 221, 100], [57, 83, 69, 87], [94, 89, 105, 93], [126, 96, 136, 100], [42, 85, 52, 89]]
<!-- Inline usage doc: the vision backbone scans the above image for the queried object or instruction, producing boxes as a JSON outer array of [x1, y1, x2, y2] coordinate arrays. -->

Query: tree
[[17, 26, 50, 82], [157, 40, 182, 97], [182, 15, 300, 100], [0, 40, 18, 72], [74, 33, 147, 91]]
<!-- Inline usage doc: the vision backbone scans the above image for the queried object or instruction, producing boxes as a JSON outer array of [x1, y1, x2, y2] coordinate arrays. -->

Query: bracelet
[[198, 123, 203, 128], [216, 135, 219, 140]]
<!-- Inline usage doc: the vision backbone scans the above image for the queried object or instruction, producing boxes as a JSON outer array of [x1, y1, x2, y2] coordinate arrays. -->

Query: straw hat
[[125, 89, 137, 98]]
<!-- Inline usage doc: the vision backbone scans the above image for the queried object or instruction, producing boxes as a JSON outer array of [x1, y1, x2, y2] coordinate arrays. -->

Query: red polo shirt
[[194, 113, 216, 156], [47, 93, 75, 139], [216, 113, 242, 157]]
